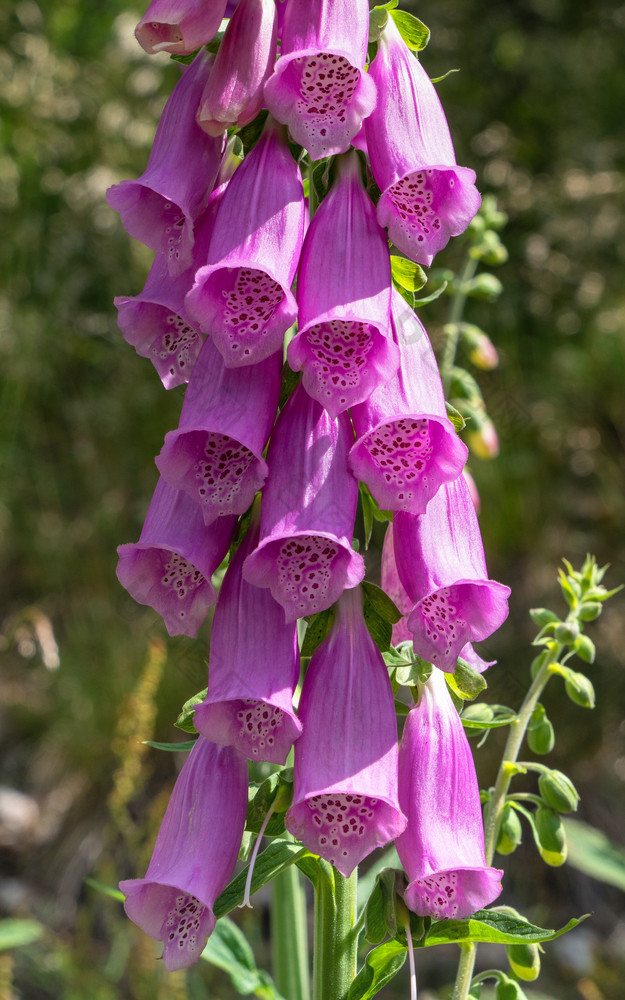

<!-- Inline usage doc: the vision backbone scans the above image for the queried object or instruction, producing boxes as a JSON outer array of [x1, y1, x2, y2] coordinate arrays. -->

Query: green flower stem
[[451, 645, 562, 1000], [441, 253, 479, 393], [313, 866, 358, 1000], [272, 860, 310, 1000]]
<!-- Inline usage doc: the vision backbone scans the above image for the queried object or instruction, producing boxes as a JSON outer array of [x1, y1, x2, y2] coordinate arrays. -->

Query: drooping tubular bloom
[[194, 510, 302, 764], [349, 289, 467, 513], [106, 51, 224, 275], [381, 521, 494, 670], [197, 0, 277, 136], [286, 587, 406, 876], [288, 153, 398, 417], [366, 15, 481, 266], [120, 737, 247, 970], [243, 383, 364, 622], [156, 336, 281, 523], [116, 478, 236, 637], [185, 118, 305, 367], [264, 0, 376, 160], [393, 476, 510, 672], [396, 669, 503, 918], [134, 0, 228, 54]]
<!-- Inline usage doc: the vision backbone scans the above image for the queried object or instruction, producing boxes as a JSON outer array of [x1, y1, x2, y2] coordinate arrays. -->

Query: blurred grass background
[[1, 0, 624, 997]]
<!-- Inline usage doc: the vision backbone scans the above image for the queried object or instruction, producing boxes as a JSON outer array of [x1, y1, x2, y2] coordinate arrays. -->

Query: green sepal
[[445, 401, 466, 432], [301, 604, 335, 657], [446, 658, 487, 701], [389, 9, 430, 51], [201, 916, 286, 999], [347, 939, 407, 1000], [175, 687, 208, 733], [505, 941, 541, 982], [390, 255, 427, 292], [142, 739, 197, 752]]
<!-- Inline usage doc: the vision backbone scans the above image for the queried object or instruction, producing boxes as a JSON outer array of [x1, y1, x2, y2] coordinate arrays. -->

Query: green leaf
[[214, 840, 310, 918], [430, 68, 461, 84], [564, 818, 625, 891], [422, 910, 588, 947], [348, 939, 407, 1000], [85, 878, 126, 903], [390, 255, 427, 292], [301, 605, 335, 657], [0, 919, 45, 950], [413, 280, 448, 307], [460, 704, 518, 730], [362, 582, 402, 654], [389, 10, 430, 51], [246, 771, 293, 836], [445, 401, 466, 432], [446, 658, 487, 701], [529, 608, 560, 628], [362, 582, 402, 624], [142, 739, 197, 752], [202, 916, 286, 999], [175, 687, 207, 733]]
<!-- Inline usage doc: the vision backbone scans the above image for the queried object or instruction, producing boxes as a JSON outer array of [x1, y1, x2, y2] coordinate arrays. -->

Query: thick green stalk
[[312, 866, 359, 1000], [451, 647, 561, 1000], [272, 862, 310, 1000]]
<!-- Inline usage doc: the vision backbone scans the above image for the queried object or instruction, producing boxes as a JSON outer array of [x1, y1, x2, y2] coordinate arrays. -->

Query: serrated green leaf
[[564, 818, 625, 891], [0, 918, 45, 951], [175, 687, 207, 733], [142, 739, 197, 752], [390, 255, 427, 292], [445, 401, 466, 432], [202, 916, 286, 999], [446, 658, 487, 701], [214, 840, 310, 918], [389, 9, 430, 51], [422, 910, 588, 947], [348, 939, 407, 1000], [301, 606, 335, 657]]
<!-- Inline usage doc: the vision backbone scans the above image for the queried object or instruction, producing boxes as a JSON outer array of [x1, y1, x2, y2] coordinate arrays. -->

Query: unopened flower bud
[[496, 976, 528, 1000], [460, 323, 499, 370], [466, 414, 500, 460], [534, 806, 567, 866], [527, 704, 555, 755], [496, 803, 522, 856], [578, 601, 602, 621], [564, 670, 595, 709], [554, 621, 580, 644], [506, 942, 541, 982], [538, 769, 579, 813]]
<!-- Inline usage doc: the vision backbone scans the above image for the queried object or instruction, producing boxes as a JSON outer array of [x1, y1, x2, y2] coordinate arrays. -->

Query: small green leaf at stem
[[347, 939, 407, 1000], [202, 916, 286, 999], [142, 739, 197, 752], [446, 658, 487, 701], [421, 910, 588, 947], [389, 10, 430, 51], [214, 840, 311, 918], [175, 687, 207, 733], [390, 255, 427, 292]]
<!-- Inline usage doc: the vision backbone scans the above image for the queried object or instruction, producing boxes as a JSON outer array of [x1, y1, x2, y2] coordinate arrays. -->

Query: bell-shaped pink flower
[[396, 669, 503, 918], [156, 335, 281, 524], [287, 153, 398, 418], [106, 51, 224, 275], [349, 290, 467, 513], [366, 16, 481, 266], [134, 0, 228, 54], [116, 477, 236, 637], [243, 383, 364, 622], [197, 0, 278, 136], [194, 511, 302, 764], [381, 522, 494, 669], [286, 587, 406, 876], [264, 0, 376, 159], [392, 476, 510, 672], [120, 737, 247, 970], [185, 118, 304, 367]]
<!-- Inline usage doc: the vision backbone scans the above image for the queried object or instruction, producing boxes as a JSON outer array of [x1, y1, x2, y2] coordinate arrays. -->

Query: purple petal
[[286, 587, 406, 876], [396, 669, 503, 918], [243, 383, 364, 621], [350, 291, 467, 512], [156, 337, 280, 523], [120, 738, 247, 970], [194, 511, 302, 764], [116, 478, 236, 636], [288, 153, 398, 417], [106, 52, 225, 274], [134, 0, 228, 54]]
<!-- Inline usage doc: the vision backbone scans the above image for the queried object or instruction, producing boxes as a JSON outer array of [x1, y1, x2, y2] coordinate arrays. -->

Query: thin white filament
[[404, 916, 417, 1000], [240, 801, 277, 909]]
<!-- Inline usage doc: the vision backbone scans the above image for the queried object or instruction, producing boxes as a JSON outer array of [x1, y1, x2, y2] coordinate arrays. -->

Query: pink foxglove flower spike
[[288, 153, 399, 417], [197, 0, 278, 136], [243, 382, 364, 622], [106, 51, 224, 275], [194, 509, 302, 764], [396, 668, 503, 918], [263, 0, 376, 160], [156, 335, 281, 524], [393, 475, 510, 672], [135, 0, 228, 54], [185, 118, 305, 367], [116, 477, 236, 637], [349, 289, 468, 514], [366, 15, 481, 266], [286, 586, 406, 876], [120, 737, 248, 970]]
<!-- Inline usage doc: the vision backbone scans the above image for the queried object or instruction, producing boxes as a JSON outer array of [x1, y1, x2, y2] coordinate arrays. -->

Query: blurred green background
[[1, 0, 624, 997]]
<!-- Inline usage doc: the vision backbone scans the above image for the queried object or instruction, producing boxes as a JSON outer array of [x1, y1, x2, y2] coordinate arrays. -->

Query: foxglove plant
[[155, 335, 281, 523], [120, 737, 248, 970], [243, 382, 364, 620], [193, 509, 302, 764], [288, 152, 399, 417], [366, 14, 481, 265], [286, 586, 406, 875], [264, 0, 376, 159], [185, 117, 304, 366], [116, 477, 236, 637], [134, 0, 229, 54]]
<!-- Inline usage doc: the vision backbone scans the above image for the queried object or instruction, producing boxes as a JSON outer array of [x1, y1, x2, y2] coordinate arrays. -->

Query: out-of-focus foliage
[[1, 0, 624, 998]]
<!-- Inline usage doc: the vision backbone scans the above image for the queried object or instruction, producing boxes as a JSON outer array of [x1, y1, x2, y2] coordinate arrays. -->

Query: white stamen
[[240, 801, 277, 909]]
